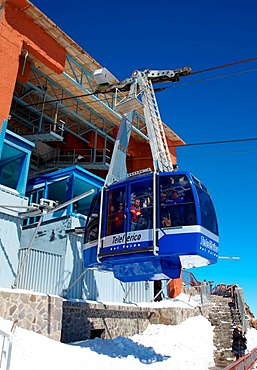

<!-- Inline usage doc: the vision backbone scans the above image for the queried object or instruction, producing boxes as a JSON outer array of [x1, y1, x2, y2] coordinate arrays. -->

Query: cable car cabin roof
[[104, 170, 211, 194], [26, 165, 104, 190]]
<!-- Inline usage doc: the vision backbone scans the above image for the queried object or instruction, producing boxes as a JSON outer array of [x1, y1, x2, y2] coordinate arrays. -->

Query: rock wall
[[61, 300, 212, 343], [0, 289, 213, 344], [0, 289, 63, 341], [61, 300, 150, 343]]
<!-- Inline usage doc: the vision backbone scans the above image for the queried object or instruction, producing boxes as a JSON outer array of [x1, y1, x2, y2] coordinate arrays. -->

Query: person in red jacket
[[130, 198, 143, 231], [113, 203, 125, 233]]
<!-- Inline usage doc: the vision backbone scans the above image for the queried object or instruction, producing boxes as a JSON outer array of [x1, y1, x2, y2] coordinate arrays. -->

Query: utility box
[[93, 68, 118, 87]]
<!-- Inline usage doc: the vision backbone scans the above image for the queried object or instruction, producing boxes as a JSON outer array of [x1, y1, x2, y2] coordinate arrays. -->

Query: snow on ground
[[1, 293, 257, 370], [137, 292, 200, 308], [246, 328, 257, 352], [1, 315, 214, 370]]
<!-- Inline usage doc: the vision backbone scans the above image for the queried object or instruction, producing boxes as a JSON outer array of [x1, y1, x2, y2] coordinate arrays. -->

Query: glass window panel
[[0, 157, 22, 190], [84, 193, 101, 242], [159, 175, 197, 228], [193, 178, 218, 235], [129, 179, 153, 232], [47, 179, 67, 204], [106, 186, 126, 236], [73, 178, 98, 216]]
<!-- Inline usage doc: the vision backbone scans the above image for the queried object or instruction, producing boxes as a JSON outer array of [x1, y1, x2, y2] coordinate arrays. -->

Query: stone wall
[[61, 300, 212, 343], [149, 305, 211, 326], [0, 289, 63, 341], [0, 289, 213, 344], [61, 301, 150, 342]]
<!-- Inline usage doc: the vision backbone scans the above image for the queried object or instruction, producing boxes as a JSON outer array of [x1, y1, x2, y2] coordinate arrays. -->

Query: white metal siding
[[10, 212, 154, 303], [0, 187, 27, 288], [17, 249, 64, 295], [82, 269, 153, 304]]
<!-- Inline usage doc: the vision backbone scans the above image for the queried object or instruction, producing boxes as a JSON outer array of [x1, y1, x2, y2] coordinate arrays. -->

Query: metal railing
[[182, 270, 211, 306], [234, 287, 246, 331], [211, 283, 246, 330], [224, 347, 257, 370], [0, 329, 13, 370], [30, 148, 111, 171]]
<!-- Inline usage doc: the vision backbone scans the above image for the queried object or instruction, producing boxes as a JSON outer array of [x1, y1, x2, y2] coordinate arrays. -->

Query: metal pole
[[153, 279, 171, 302], [12, 189, 95, 288]]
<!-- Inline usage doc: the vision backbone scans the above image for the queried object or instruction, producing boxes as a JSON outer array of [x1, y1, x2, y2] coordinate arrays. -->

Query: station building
[[0, 0, 184, 303]]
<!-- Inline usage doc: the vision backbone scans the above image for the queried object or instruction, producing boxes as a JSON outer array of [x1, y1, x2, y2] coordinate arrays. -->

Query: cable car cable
[[154, 68, 257, 92], [173, 136, 257, 148], [124, 144, 257, 161], [190, 56, 257, 75], [125, 149, 257, 162], [127, 137, 257, 154]]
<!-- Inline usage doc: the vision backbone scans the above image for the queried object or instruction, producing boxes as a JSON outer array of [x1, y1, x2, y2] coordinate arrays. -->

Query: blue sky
[[32, 0, 257, 316]]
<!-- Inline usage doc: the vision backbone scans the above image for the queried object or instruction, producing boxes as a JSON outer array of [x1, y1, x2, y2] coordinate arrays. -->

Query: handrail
[[224, 347, 257, 370], [234, 287, 246, 332], [0, 328, 13, 370], [182, 269, 200, 286], [211, 283, 246, 330]]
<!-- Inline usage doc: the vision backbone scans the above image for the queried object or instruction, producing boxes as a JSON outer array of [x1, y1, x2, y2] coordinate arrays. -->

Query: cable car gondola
[[83, 170, 218, 282], [83, 67, 219, 282]]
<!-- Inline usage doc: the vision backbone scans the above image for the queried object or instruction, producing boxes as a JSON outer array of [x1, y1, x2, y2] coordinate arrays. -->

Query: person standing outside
[[232, 325, 247, 360]]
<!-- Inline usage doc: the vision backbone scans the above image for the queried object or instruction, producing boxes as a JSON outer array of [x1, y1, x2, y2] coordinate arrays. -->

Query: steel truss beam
[[64, 55, 149, 139]]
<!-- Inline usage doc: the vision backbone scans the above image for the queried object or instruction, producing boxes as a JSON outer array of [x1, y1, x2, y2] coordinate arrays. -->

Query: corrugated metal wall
[[17, 249, 65, 294], [0, 187, 28, 289], [17, 215, 154, 303], [18, 217, 70, 295], [0, 213, 22, 288], [63, 226, 84, 299], [82, 269, 154, 303]]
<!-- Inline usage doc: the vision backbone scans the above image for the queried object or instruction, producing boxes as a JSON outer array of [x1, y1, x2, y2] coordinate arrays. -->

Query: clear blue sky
[[32, 0, 257, 316]]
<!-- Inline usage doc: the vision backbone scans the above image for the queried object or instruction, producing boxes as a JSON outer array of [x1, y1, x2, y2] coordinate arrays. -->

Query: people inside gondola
[[232, 325, 247, 360], [160, 192, 172, 227], [160, 191, 167, 208], [142, 195, 153, 228], [130, 198, 144, 231], [169, 190, 185, 226], [160, 190, 185, 227], [113, 203, 125, 233], [108, 205, 115, 234]]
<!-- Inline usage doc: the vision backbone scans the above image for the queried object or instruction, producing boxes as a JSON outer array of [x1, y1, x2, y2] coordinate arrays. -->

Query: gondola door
[[98, 175, 155, 258], [126, 176, 154, 254], [100, 184, 127, 255]]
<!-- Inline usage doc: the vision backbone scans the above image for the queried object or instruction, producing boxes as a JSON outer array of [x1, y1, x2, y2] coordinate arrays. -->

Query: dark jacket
[[232, 328, 247, 352]]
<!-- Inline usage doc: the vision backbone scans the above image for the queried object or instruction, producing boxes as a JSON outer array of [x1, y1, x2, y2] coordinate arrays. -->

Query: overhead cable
[[190, 56, 257, 76]]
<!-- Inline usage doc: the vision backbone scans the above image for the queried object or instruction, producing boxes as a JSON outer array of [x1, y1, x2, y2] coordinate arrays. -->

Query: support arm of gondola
[[94, 66, 191, 94]]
